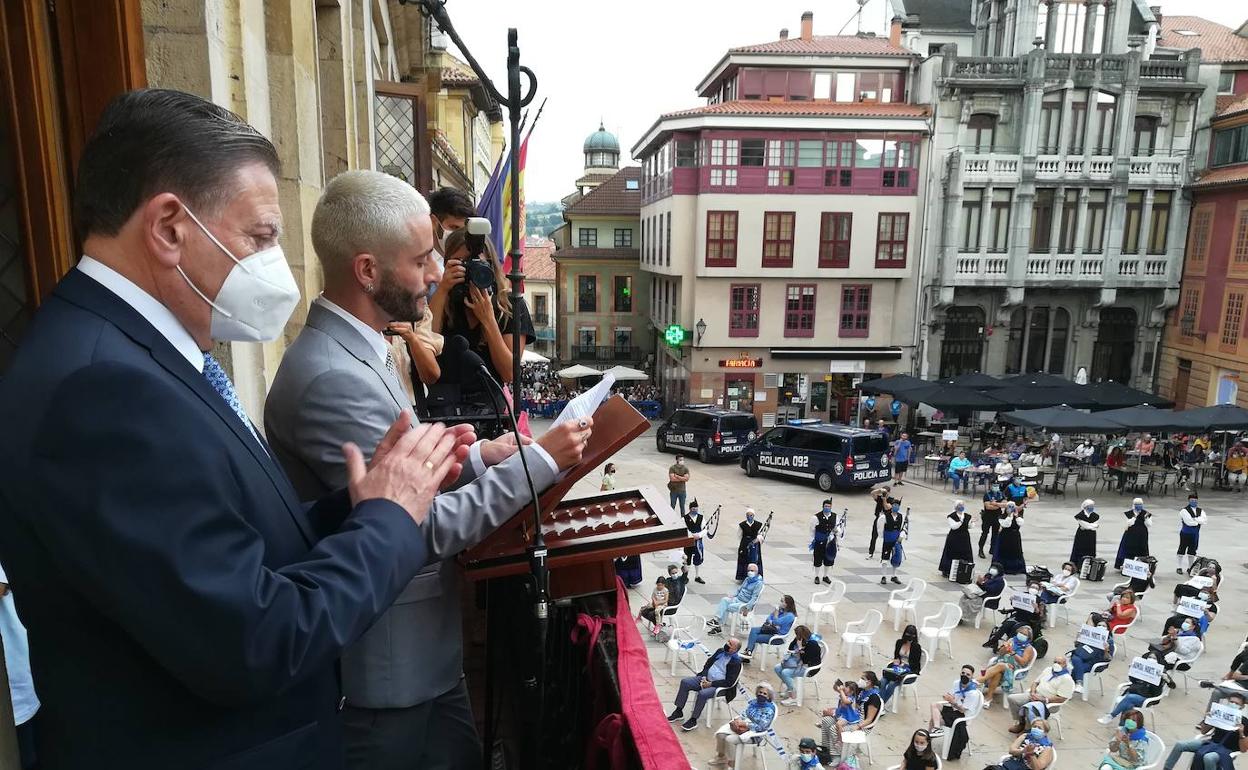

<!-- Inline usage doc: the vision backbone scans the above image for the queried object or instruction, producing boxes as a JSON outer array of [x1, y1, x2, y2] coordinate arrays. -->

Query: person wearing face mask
[[1002, 719, 1054, 770], [774, 625, 822, 705], [0, 90, 498, 769], [879, 624, 924, 704], [710, 563, 765, 634], [877, 498, 906, 585], [994, 502, 1028, 574], [979, 626, 1037, 703], [427, 187, 473, 265], [1177, 493, 1209, 575], [742, 595, 797, 660], [940, 500, 975, 578], [1115, 498, 1151, 570], [961, 562, 1007, 619], [708, 683, 777, 767], [901, 729, 939, 770], [927, 665, 982, 755], [1164, 695, 1248, 770], [1071, 500, 1100, 564], [1174, 561, 1221, 603], [793, 737, 824, 770], [810, 499, 839, 584], [1041, 563, 1079, 605], [1006, 656, 1074, 734], [266, 171, 596, 767], [1069, 616, 1116, 692], [1097, 651, 1169, 723], [1099, 715, 1151, 770], [980, 483, 1007, 558], [737, 507, 765, 581], [682, 498, 707, 584], [1153, 613, 1204, 667]]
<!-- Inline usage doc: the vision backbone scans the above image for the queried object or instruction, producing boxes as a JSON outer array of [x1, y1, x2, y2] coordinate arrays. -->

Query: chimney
[[1149, 6, 1162, 27], [800, 11, 814, 41], [889, 16, 902, 46], [779, 28, 789, 40]]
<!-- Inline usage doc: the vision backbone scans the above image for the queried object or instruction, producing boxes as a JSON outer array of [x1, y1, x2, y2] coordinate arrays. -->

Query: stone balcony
[[943, 50, 1202, 90], [951, 252, 1172, 287], [959, 153, 1184, 186]]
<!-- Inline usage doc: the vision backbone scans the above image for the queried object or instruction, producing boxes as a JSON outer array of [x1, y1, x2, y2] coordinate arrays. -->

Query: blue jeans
[[775, 662, 806, 693], [1110, 693, 1145, 716], [745, 627, 775, 653], [1165, 738, 1220, 770], [948, 471, 963, 490], [716, 598, 746, 624], [879, 677, 900, 703], [670, 490, 687, 517]]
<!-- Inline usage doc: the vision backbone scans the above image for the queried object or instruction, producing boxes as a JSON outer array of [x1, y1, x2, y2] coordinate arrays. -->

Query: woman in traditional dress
[[1071, 498, 1100, 564], [939, 500, 975, 578], [993, 501, 1027, 574], [735, 507, 764, 580], [1114, 497, 1151, 570]]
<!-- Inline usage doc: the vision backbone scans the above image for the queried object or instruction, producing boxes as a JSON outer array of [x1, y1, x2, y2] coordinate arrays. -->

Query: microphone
[[445, 334, 550, 661]]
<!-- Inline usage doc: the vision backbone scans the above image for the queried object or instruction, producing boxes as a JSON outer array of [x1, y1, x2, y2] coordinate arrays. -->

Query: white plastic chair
[[1081, 658, 1112, 702], [995, 657, 1036, 707], [841, 609, 883, 668], [1048, 578, 1081, 627], [641, 602, 681, 638], [919, 603, 962, 659], [792, 640, 830, 707], [840, 716, 879, 765], [756, 625, 796, 668], [731, 729, 772, 769], [703, 667, 743, 727], [975, 579, 1011, 629], [1110, 605, 1141, 657], [810, 580, 847, 634], [729, 607, 756, 638], [940, 691, 984, 760], [1045, 700, 1066, 740], [890, 648, 929, 713], [662, 611, 709, 676], [1136, 732, 1166, 770], [888, 578, 927, 630], [1110, 681, 1167, 732], [1173, 640, 1205, 693]]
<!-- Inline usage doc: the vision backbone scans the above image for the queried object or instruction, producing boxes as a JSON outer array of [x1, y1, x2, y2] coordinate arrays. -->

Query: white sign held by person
[[1189, 575, 1215, 589], [1128, 656, 1164, 686], [1076, 624, 1109, 651], [942, 429, 960, 442], [1177, 597, 1208, 618], [1122, 559, 1151, 580], [1206, 702, 1244, 732], [1010, 590, 1037, 613]]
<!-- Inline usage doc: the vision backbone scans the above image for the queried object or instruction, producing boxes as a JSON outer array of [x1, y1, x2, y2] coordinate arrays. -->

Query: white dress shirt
[[77, 256, 204, 373], [315, 295, 389, 367]]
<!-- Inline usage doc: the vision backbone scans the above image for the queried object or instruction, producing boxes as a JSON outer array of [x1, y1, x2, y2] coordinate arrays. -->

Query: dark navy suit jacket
[[0, 270, 430, 769]]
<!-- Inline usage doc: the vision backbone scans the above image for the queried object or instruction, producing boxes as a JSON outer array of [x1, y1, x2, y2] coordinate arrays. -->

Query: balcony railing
[[955, 252, 1174, 285], [571, 346, 644, 362], [961, 154, 1020, 184], [948, 57, 1023, 80], [945, 52, 1199, 87]]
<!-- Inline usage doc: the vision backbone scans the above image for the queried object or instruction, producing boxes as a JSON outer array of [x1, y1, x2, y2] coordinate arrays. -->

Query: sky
[[444, 0, 1247, 203]]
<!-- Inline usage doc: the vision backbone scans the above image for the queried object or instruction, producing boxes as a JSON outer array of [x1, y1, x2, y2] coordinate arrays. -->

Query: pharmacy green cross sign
[[663, 324, 686, 348]]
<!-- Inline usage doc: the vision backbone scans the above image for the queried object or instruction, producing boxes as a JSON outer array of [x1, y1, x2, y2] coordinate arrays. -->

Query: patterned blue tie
[[202, 352, 259, 440]]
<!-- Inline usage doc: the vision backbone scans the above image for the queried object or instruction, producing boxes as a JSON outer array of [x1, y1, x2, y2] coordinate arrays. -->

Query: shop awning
[[1001, 405, 1124, 432], [768, 347, 903, 360]]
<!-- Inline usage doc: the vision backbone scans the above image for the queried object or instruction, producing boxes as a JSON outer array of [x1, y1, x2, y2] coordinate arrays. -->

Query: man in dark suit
[[0, 89, 475, 769]]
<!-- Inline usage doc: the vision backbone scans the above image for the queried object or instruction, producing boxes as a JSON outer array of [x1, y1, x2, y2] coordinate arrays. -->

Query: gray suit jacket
[[264, 302, 557, 708]]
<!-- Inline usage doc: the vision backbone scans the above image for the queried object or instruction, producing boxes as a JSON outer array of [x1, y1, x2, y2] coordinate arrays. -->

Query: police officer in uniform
[[810, 499, 838, 585], [683, 498, 707, 584], [1177, 492, 1208, 574], [877, 499, 905, 585], [979, 485, 1006, 559]]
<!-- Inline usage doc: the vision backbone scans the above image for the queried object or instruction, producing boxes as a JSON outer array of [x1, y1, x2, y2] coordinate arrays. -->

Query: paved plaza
[[554, 420, 1248, 769]]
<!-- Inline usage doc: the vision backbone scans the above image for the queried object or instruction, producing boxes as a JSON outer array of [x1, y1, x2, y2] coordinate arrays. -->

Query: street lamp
[[695, 318, 707, 348]]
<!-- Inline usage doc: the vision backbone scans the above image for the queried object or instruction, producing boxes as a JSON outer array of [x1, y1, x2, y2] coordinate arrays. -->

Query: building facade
[[428, 47, 503, 197], [1156, 19, 1248, 408], [522, 235, 558, 358], [632, 11, 928, 425], [899, 0, 1208, 389], [554, 156, 652, 367]]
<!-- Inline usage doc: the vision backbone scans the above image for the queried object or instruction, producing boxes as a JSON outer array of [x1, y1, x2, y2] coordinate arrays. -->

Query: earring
[[365, 283, 374, 293]]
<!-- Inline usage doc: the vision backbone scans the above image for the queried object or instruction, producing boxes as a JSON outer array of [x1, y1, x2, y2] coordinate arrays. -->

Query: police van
[[655, 405, 759, 463], [739, 420, 892, 492]]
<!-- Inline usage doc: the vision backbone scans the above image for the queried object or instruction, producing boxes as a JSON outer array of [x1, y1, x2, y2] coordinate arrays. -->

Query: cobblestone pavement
[[549, 421, 1248, 770]]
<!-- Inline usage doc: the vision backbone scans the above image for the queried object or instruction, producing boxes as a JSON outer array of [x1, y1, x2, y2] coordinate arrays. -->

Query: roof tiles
[[563, 166, 640, 217], [662, 99, 930, 119], [1157, 16, 1248, 63], [730, 34, 916, 57]]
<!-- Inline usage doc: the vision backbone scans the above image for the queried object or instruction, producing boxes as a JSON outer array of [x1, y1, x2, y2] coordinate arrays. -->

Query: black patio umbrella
[[1000, 405, 1123, 432], [996, 372, 1077, 388], [898, 383, 1007, 411], [857, 374, 929, 396], [1173, 404, 1248, 432], [948, 372, 1006, 389], [988, 384, 1101, 409], [1085, 381, 1174, 409], [1095, 405, 1189, 433]]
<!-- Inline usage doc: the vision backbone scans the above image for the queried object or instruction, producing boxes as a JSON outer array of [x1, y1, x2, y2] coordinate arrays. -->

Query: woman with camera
[[428, 228, 534, 421]]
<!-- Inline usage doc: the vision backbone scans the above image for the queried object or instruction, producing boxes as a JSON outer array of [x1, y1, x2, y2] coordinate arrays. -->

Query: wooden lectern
[[459, 395, 693, 769]]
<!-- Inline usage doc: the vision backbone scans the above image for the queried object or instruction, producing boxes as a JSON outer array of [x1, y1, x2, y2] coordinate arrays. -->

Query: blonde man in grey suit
[[265, 171, 589, 770]]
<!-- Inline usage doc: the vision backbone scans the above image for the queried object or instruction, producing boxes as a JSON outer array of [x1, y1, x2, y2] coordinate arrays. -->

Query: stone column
[[1138, 189, 1155, 258], [1101, 0, 1117, 54], [1103, 189, 1129, 286], [1082, 0, 1102, 54], [980, 183, 994, 256], [1045, 0, 1061, 51], [1056, 88, 1075, 155], [1050, 185, 1067, 254], [1011, 190, 1036, 285], [1072, 187, 1092, 256]]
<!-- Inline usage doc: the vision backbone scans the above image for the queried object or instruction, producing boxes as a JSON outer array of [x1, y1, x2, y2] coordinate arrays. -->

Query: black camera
[[453, 216, 496, 302]]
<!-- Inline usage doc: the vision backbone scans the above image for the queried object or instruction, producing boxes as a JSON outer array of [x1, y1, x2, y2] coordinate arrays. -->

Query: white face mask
[[1052, 663, 1064, 673], [179, 206, 299, 342], [1063, 568, 1073, 576], [857, 678, 869, 689], [747, 570, 757, 578]]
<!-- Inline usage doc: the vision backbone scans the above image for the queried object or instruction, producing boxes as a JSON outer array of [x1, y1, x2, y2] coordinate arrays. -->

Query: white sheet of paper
[[1177, 596, 1208, 618], [942, 429, 960, 441], [1010, 590, 1037, 613], [554, 372, 616, 427], [1128, 657, 1164, 686], [1122, 559, 1150, 579], [1206, 702, 1242, 731], [1189, 576, 1215, 589], [1077, 624, 1109, 651]]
